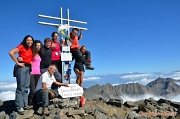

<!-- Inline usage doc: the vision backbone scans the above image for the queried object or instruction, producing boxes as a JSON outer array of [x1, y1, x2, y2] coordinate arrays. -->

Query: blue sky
[[0, 0, 180, 81]]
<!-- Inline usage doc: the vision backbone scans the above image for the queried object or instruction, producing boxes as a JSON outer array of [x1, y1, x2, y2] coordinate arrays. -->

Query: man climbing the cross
[[77, 29, 92, 67], [67, 28, 94, 70]]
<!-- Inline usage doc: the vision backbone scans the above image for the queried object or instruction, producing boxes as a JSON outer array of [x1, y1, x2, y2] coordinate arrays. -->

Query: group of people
[[9, 28, 94, 115]]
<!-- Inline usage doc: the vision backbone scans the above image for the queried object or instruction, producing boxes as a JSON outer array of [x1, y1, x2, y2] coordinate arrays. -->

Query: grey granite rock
[[67, 110, 85, 116], [107, 98, 123, 108], [113, 113, 123, 119], [94, 110, 110, 119], [124, 101, 135, 108], [0, 111, 6, 119]]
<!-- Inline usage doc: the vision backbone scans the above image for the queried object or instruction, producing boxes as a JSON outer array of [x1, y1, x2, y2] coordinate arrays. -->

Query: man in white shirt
[[35, 64, 68, 115]]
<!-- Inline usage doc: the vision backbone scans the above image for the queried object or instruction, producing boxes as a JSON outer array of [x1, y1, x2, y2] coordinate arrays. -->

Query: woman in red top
[[51, 32, 62, 89], [51, 32, 62, 72], [9, 35, 34, 115]]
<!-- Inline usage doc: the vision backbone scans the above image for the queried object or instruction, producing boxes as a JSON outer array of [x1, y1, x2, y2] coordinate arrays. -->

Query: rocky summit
[[1, 78, 180, 119], [0, 97, 180, 119]]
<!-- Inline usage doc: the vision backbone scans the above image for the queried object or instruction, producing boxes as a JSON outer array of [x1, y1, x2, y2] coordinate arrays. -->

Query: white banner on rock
[[58, 84, 84, 98]]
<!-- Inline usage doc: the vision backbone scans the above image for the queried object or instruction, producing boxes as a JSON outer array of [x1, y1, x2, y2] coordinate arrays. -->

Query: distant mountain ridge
[[84, 78, 180, 100]]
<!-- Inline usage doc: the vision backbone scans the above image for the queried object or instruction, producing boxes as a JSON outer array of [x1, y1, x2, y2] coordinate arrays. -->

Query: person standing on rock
[[28, 40, 43, 106], [17, 40, 43, 107], [35, 64, 68, 115], [9, 35, 34, 115]]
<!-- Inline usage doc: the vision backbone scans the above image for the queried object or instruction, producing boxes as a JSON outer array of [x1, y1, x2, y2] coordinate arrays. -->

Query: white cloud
[[112, 83, 119, 86], [174, 82, 180, 85], [114, 78, 154, 86], [0, 91, 15, 101], [120, 74, 156, 80], [84, 77, 101, 81], [136, 78, 154, 85], [113, 77, 154, 86], [70, 77, 101, 82], [167, 72, 180, 80], [121, 94, 163, 103], [126, 82, 134, 84], [0, 82, 17, 101], [119, 72, 180, 85], [121, 94, 180, 103], [0, 82, 17, 91], [168, 95, 180, 102]]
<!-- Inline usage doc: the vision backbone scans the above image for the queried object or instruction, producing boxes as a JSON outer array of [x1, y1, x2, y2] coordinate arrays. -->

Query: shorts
[[74, 62, 85, 72]]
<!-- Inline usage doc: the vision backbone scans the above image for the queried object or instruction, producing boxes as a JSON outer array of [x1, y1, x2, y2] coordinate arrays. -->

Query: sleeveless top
[[31, 55, 41, 74]]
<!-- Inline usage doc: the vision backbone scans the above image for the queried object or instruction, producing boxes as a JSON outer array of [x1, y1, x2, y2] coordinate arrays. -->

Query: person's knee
[[74, 69, 79, 76], [24, 89, 28, 94], [42, 90, 49, 96], [54, 92, 59, 98], [50, 89, 59, 98], [16, 85, 23, 92]]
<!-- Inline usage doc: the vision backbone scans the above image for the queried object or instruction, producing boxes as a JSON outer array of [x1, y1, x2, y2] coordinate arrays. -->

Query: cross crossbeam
[[38, 7, 88, 84]]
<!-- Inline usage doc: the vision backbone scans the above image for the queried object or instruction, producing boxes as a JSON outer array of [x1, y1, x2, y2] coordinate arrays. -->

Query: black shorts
[[74, 62, 85, 72]]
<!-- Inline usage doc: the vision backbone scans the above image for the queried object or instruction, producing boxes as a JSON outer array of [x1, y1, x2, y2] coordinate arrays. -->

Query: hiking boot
[[85, 67, 90, 70], [85, 65, 94, 70], [17, 108, 25, 115], [24, 105, 33, 110], [42, 107, 50, 116]]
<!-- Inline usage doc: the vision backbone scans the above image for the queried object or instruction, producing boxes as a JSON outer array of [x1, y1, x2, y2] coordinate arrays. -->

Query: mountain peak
[[84, 78, 180, 100]]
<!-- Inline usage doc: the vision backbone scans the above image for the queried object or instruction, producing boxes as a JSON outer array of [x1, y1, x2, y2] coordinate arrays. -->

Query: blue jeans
[[36, 89, 59, 107], [15, 65, 31, 110]]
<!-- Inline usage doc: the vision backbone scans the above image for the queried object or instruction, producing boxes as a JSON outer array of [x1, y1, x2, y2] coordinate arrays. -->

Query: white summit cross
[[38, 7, 88, 84]]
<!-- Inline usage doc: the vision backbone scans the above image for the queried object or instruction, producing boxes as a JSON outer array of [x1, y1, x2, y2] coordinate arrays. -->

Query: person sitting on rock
[[35, 64, 68, 115]]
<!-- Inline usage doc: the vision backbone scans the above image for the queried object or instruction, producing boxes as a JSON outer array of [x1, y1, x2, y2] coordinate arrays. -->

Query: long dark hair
[[32, 40, 43, 57], [51, 32, 59, 41], [20, 35, 34, 50]]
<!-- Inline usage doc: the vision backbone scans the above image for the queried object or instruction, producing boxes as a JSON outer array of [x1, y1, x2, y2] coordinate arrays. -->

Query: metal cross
[[38, 7, 88, 84], [38, 7, 88, 34]]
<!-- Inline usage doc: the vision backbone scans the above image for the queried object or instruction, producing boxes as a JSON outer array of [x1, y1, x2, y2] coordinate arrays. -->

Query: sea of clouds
[[121, 94, 180, 103], [1, 71, 180, 101]]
